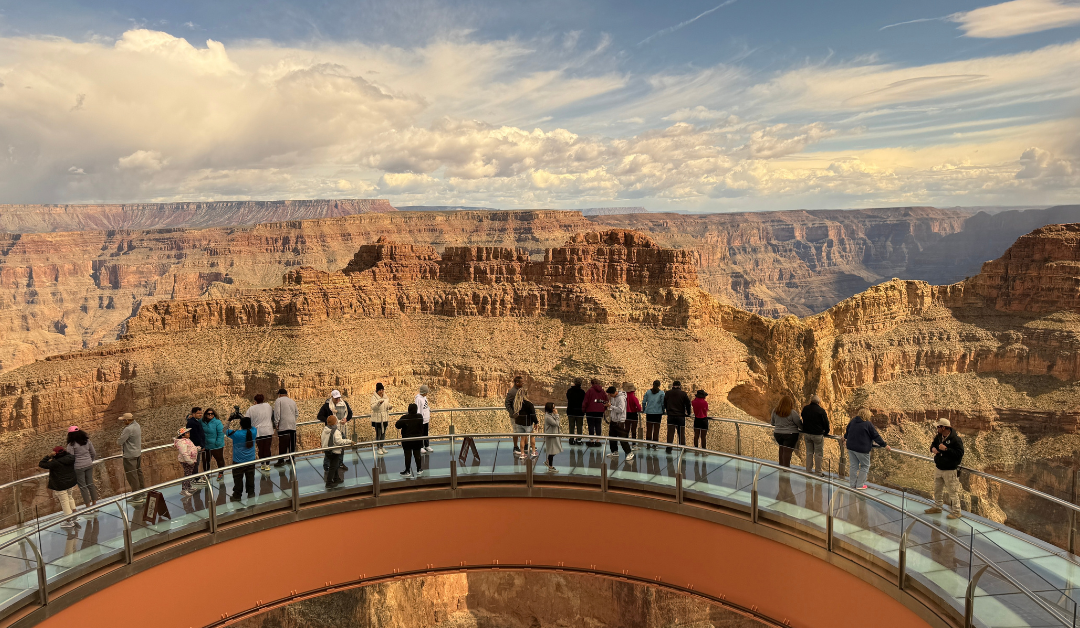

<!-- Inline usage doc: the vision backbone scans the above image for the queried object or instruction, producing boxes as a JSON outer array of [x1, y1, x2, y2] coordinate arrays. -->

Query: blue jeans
[[848, 450, 871, 488]]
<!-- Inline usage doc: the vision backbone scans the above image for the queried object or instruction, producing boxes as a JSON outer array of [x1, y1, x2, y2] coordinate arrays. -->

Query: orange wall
[[39, 498, 928, 628]]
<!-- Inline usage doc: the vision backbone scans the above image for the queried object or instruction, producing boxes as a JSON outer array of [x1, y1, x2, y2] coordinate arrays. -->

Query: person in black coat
[[800, 395, 830, 476], [925, 418, 965, 519], [40, 447, 79, 528], [565, 379, 586, 445], [396, 403, 425, 479], [664, 381, 693, 454]]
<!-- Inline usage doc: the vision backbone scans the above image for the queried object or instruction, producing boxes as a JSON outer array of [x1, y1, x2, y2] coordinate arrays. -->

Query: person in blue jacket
[[226, 416, 258, 501], [642, 381, 666, 449], [843, 408, 891, 489], [201, 408, 226, 481]]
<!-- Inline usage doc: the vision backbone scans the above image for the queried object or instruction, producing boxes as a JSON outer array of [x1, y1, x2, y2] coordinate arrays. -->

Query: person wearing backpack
[[226, 416, 258, 501]]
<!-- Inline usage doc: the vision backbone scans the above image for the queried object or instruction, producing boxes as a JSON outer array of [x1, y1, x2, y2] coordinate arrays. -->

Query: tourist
[[843, 408, 890, 489], [514, 392, 539, 458], [643, 381, 665, 449], [542, 402, 563, 473], [117, 413, 145, 501], [664, 381, 692, 454], [201, 408, 226, 480], [370, 383, 392, 455], [173, 426, 201, 497], [771, 396, 803, 468], [396, 403, 425, 478], [245, 394, 275, 472], [39, 446, 78, 528], [800, 395, 830, 477], [65, 426, 99, 509], [415, 385, 433, 453], [925, 419, 964, 520], [692, 390, 709, 450], [185, 407, 207, 487], [318, 390, 352, 471], [625, 383, 642, 449], [226, 416, 257, 501], [566, 378, 585, 446], [321, 414, 352, 489], [583, 379, 608, 447], [505, 376, 525, 453], [606, 386, 633, 460], [274, 389, 299, 464]]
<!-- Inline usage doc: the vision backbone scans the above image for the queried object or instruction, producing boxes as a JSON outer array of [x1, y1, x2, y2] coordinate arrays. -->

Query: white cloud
[[118, 150, 164, 171], [953, 0, 1080, 38]]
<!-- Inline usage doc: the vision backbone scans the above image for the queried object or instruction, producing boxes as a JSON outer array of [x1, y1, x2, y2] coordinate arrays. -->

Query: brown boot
[[924, 506, 943, 514], [947, 512, 963, 520]]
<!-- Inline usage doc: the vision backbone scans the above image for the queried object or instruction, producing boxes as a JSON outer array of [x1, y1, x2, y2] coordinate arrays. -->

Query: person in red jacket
[[583, 379, 609, 447], [692, 390, 710, 449], [624, 383, 642, 450]]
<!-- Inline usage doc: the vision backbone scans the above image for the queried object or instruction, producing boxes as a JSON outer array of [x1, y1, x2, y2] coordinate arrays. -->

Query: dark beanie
[[376, 382, 384, 391]]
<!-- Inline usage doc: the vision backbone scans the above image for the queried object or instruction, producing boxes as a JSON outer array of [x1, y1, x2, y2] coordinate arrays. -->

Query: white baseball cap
[[936, 418, 951, 428], [331, 390, 342, 399]]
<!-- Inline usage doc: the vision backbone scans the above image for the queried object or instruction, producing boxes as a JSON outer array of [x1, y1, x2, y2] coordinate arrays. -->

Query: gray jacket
[[118, 422, 142, 458], [771, 410, 803, 435], [65, 440, 97, 470]]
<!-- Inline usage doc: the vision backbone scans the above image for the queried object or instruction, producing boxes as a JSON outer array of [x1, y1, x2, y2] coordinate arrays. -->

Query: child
[[542, 402, 563, 472], [173, 426, 201, 496], [692, 390, 710, 450]]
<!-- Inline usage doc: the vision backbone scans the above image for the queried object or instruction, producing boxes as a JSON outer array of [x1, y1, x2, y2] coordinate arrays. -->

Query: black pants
[[324, 452, 343, 485], [568, 415, 584, 442], [202, 448, 225, 472], [277, 430, 296, 456], [373, 422, 387, 444], [231, 464, 255, 498], [645, 415, 663, 442], [403, 445, 423, 472], [625, 412, 639, 441], [608, 422, 631, 454], [586, 412, 604, 440], [775, 433, 799, 467], [666, 419, 686, 449], [256, 436, 272, 462], [422, 422, 430, 449]]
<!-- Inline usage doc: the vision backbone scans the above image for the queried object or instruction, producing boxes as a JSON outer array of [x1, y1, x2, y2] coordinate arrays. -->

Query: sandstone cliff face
[[962, 223, 1080, 314]]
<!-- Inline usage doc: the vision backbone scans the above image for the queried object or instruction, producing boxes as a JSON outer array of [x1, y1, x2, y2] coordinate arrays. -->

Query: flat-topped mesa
[[341, 236, 441, 282], [543, 229, 697, 288], [963, 223, 1080, 314], [439, 246, 531, 284]]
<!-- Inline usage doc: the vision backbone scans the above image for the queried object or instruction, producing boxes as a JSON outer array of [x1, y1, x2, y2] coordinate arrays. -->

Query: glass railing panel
[[454, 437, 500, 477], [489, 435, 530, 480], [830, 490, 907, 566], [683, 453, 757, 504], [127, 475, 212, 546], [901, 519, 975, 609], [35, 508, 126, 581], [0, 540, 39, 614], [967, 566, 1071, 628], [756, 468, 834, 533], [558, 442, 610, 480]]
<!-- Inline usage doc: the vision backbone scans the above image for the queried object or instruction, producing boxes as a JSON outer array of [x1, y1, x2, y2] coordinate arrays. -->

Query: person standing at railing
[[925, 418, 964, 520], [606, 386, 634, 461], [415, 385, 433, 454], [515, 392, 539, 459], [396, 403, 425, 479], [624, 383, 641, 449], [643, 381, 665, 449], [584, 379, 608, 448], [542, 402, 563, 473], [370, 383, 392, 456], [317, 390, 353, 471], [173, 426, 201, 497], [40, 446, 78, 529], [245, 394, 275, 473], [770, 396, 802, 468], [65, 426, 99, 510], [185, 408, 208, 488], [201, 408, 226, 481], [321, 414, 352, 489], [664, 381, 692, 454], [842, 408, 890, 489], [506, 376, 525, 453], [800, 395, 830, 477], [117, 412, 145, 502], [692, 390, 709, 450], [565, 378, 585, 446], [274, 389, 299, 464], [226, 416, 258, 501]]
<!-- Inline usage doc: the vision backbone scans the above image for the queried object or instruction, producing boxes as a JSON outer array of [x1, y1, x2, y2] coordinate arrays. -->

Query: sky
[[0, 0, 1077, 211]]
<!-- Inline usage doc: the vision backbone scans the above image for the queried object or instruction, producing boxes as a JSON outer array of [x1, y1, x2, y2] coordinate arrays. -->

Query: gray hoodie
[[771, 410, 803, 435]]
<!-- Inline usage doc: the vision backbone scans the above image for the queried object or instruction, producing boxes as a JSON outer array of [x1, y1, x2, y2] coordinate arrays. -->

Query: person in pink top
[[583, 379, 609, 447], [692, 390, 710, 449], [624, 383, 642, 450]]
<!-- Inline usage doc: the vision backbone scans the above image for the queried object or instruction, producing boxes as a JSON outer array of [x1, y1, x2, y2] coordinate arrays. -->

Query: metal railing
[[0, 431, 1071, 628]]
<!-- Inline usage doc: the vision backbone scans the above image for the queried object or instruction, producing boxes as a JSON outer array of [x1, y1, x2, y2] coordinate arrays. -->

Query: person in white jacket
[[321, 415, 352, 489], [606, 386, 633, 461], [414, 385, 432, 453], [370, 383, 392, 455]]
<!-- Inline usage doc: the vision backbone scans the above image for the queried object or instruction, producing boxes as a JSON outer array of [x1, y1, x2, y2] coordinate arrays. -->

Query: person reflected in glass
[[770, 396, 802, 468], [65, 426, 99, 511], [396, 403, 425, 479], [692, 390, 709, 451], [542, 402, 563, 473], [226, 417, 258, 502], [842, 407, 890, 489]]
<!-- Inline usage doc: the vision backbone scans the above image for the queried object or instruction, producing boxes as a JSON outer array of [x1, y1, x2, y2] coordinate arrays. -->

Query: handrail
[[0, 431, 1070, 626]]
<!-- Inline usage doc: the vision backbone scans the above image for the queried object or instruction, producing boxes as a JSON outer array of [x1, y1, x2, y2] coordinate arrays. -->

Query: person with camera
[[40, 446, 79, 528]]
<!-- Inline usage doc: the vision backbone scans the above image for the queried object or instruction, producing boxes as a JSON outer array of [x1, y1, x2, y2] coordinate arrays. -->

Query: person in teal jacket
[[201, 408, 227, 481]]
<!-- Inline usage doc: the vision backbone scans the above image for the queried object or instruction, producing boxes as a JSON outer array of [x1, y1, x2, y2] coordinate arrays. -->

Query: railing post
[[601, 460, 608, 493], [372, 462, 380, 498], [735, 424, 741, 457], [207, 479, 217, 534], [26, 538, 46, 606], [898, 520, 916, 590], [13, 484, 22, 526], [675, 471, 683, 504], [290, 455, 300, 512], [450, 459, 458, 491], [526, 456, 534, 489], [827, 488, 840, 552], [1070, 468, 1078, 555], [117, 501, 134, 565], [965, 565, 990, 628], [751, 463, 761, 524]]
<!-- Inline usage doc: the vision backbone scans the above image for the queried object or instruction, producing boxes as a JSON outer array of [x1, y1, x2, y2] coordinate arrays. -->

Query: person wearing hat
[[117, 412, 145, 501], [414, 385, 432, 454], [370, 383, 392, 456], [65, 425, 99, 509], [173, 426, 201, 497], [318, 390, 353, 471], [39, 445, 78, 528], [624, 383, 642, 450], [692, 390, 710, 450], [926, 419, 964, 519]]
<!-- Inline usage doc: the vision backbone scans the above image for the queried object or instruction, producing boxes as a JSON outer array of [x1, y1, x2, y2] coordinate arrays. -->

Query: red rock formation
[[964, 223, 1080, 314]]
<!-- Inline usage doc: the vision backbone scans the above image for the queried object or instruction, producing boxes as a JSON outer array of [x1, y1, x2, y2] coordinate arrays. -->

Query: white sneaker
[[60, 521, 76, 529], [606, 452, 618, 458], [625, 453, 636, 461], [377, 447, 387, 455]]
